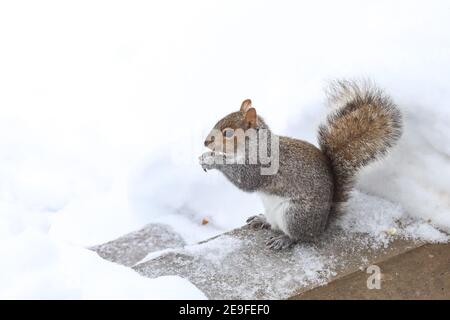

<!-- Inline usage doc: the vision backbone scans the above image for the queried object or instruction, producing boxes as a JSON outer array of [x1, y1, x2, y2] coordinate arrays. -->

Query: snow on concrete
[[130, 218, 421, 299], [131, 192, 444, 299], [338, 191, 449, 248], [96, 191, 447, 299], [0, 0, 449, 298], [91, 223, 185, 267]]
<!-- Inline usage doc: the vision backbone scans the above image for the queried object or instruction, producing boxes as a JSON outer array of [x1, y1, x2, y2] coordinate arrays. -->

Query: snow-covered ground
[[0, 0, 449, 299]]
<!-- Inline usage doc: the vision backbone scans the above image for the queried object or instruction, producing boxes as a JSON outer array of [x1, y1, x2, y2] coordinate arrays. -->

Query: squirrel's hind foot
[[265, 234, 295, 250], [246, 214, 271, 230]]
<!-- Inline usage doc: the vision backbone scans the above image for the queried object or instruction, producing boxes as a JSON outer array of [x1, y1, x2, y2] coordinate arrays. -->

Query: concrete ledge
[[292, 243, 450, 300], [91, 222, 423, 299], [91, 224, 185, 267]]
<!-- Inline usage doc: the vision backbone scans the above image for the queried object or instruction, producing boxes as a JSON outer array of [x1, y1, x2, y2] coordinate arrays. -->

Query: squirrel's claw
[[246, 214, 271, 230], [199, 151, 228, 172], [265, 234, 295, 250], [199, 151, 215, 172]]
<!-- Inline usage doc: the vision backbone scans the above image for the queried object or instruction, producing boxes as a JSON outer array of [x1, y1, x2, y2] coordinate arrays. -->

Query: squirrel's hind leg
[[282, 200, 329, 243]]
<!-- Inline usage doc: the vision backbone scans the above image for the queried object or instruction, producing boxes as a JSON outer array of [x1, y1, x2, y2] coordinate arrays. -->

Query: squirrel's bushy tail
[[318, 79, 402, 214]]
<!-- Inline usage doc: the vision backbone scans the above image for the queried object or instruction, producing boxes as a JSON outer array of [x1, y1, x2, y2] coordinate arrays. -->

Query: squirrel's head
[[203, 99, 269, 154]]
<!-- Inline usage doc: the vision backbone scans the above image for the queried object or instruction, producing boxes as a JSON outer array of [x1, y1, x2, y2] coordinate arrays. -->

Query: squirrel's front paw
[[246, 214, 271, 230], [199, 152, 213, 171], [198, 151, 225, 171], [199, 151, 216, 171]]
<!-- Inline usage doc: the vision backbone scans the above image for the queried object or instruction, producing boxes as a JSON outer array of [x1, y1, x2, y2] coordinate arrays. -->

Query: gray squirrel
[[199, 80, 402, 250]]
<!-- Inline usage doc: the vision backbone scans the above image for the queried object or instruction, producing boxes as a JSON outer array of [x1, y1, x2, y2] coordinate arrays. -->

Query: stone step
[[90, 223, 185, 267], [91, 222, 422, 299]]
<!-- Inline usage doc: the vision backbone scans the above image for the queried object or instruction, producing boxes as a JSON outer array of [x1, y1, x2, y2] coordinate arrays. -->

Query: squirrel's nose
[[204, 139, 212, 147]]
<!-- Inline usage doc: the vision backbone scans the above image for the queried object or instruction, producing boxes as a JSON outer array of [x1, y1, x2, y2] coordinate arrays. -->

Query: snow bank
[[0, 230, 205, 299], [0, 0, 449, 298]]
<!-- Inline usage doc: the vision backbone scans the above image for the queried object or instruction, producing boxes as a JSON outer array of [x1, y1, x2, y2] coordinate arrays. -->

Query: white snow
[[337, 191, 449, 249], [137, 235, 242, 266], [184, 236, 243, 264], [0, 0, 449, 299], [0, 230, 206, 299]]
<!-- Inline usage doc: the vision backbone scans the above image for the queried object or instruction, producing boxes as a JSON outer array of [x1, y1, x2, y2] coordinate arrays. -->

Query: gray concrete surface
[[91, 223, 185, 267], [91, 222, 423, 299]]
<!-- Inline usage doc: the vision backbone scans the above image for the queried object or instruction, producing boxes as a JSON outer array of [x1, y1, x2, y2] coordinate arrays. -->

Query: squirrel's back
[[318, 80, 402, 214]]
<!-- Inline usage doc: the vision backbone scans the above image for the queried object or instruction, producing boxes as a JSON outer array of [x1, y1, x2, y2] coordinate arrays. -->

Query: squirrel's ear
[[240, 99, 252, 113], [245, 107, 257, 128]]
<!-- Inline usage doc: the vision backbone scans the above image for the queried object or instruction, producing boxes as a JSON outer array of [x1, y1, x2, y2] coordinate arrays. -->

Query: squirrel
[[199, 80, 402, 250]]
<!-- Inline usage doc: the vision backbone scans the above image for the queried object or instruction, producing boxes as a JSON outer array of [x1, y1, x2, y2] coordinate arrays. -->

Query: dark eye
[[222, 128, 234, 138]]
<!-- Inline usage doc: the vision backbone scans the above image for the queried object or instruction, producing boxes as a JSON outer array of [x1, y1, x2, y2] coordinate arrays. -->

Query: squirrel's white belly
[[258, 192, 291, 232]]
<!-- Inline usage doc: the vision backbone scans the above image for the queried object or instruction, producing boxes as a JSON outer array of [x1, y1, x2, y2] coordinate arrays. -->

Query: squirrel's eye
[[223, 128, 234, 138]]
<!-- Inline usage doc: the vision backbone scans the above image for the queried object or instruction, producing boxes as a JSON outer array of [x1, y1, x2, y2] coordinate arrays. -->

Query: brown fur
[[318, 79, 402, 214]]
